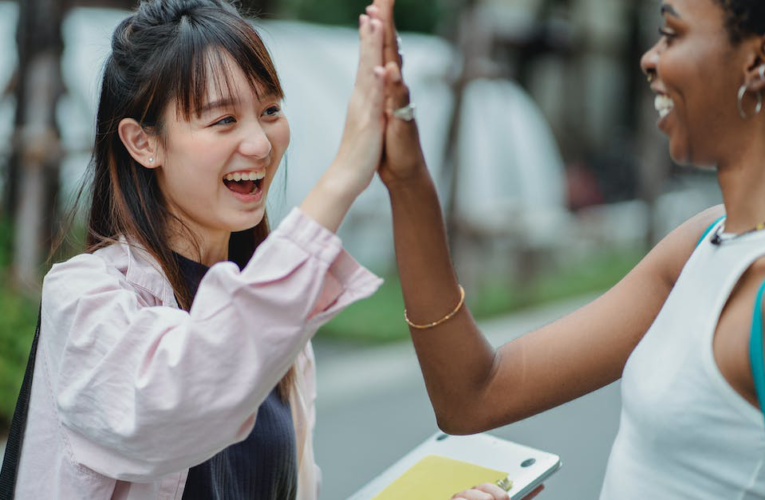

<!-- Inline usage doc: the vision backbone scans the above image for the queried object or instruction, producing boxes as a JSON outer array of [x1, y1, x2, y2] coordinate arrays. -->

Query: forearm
[[387, 169, 498, 432], [300, 167, 361, 233]]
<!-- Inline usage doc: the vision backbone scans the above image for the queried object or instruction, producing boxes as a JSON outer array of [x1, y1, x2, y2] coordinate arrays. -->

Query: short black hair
[[713, 0, 765, 44]]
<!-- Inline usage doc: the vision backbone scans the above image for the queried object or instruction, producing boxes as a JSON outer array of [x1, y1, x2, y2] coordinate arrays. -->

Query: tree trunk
[[11, 0, 66, 291]]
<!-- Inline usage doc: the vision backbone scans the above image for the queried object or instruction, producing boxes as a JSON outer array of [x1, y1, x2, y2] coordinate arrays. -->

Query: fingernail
[[374, 66, 385, 78]]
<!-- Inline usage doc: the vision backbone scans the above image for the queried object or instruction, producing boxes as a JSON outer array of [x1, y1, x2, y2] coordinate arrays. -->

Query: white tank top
[[600, 219, 765, 499]]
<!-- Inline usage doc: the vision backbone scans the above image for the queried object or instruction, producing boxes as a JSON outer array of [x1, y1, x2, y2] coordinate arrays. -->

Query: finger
[[383, 61, 411, 115], [522, 485, 545, 500], [451, 490, 493, 500], [368, 0, 401, 68], [356, 16, 385, 87], [473, 483, 510, 500]]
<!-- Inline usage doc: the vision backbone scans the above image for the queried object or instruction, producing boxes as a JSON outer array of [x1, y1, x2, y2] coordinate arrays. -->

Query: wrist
[[300, 168, 360, 233], [319, 166, 364, 205], [383, 163, 432, 194]]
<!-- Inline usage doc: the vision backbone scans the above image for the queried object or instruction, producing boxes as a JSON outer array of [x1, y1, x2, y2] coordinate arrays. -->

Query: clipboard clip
[[496, 477, 513, 492]]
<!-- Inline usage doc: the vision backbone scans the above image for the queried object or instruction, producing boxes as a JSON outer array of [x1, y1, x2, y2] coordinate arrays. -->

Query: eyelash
[[263, 106, 281, 117], [658, 27, 677, 41], [210, 106, 281, 126], [213, 116, 236, 126]]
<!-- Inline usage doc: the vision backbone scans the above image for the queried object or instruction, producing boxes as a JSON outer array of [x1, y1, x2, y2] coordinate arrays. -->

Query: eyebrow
[[198, 98, 239, 115], [660, 3, 680, 18], [198, 92, 281, 115]]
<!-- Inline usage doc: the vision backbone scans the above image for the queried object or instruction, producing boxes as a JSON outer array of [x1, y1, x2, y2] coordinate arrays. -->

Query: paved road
[[313, 293, 621, 500]]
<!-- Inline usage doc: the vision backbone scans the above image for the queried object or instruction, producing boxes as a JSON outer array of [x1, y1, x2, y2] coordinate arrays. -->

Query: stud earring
[[149, 157, 154, 164]]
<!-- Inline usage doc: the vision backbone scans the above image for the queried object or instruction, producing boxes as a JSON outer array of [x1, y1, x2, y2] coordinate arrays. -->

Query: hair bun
[[135, 0, 236, 26]]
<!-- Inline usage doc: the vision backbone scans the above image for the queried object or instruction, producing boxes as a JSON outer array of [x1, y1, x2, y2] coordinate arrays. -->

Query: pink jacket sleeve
[[41, 208, 381, 482]]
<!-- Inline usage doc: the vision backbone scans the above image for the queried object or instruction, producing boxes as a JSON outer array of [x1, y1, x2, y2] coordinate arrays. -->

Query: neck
[[716, 124, 765, 233], [168, 221, 230, 267]]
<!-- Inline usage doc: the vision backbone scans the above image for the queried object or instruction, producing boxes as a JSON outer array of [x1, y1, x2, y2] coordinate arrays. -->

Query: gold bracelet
[[404, 285, 466, 330]]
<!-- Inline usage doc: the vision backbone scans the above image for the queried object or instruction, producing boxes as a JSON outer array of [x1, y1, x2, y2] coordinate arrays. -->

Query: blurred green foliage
[[319, 246, 645, 343], [279, 0, 447, 34], [0, 219, 38, 434], [0, 283, 37, 434]]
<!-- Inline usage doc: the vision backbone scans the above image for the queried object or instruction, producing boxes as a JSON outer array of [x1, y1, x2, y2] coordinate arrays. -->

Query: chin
[[668, 136, 694, 167], [231, 211, 266, 232], [669, 140, 717, 171]]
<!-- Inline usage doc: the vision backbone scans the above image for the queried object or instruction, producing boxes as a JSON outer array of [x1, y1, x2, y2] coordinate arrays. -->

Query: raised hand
[[365, 0, 429, 188], [300, 7, 387, 231], [330, 11, 387, 194]]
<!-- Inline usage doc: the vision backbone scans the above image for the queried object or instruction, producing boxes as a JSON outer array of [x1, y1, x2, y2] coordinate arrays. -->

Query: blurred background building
[[0, 0, 722, 498]]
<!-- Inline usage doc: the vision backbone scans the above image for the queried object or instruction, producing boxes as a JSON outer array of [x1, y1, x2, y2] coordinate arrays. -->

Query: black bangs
[[152, 7, 284, 123]]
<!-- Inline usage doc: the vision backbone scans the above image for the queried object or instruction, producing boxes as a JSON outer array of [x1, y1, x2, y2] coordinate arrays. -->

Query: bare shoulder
[[643, 204, 725, 288]]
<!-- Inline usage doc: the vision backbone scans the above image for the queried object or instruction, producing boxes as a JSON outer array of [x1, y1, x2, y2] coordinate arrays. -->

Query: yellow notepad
[[372, 455, 512, 500]]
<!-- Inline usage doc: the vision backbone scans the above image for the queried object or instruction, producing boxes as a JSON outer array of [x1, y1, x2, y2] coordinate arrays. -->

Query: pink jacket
[[15, 208, 382, 499]]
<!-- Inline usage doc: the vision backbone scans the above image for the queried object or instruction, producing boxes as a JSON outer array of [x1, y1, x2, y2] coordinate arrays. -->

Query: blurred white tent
[[0, 2, 569, 272], [455, 78, 568, 249]]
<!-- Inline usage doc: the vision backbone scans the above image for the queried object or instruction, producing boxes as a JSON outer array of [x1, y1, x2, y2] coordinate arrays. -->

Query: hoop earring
[[738, 84, 763, 120]]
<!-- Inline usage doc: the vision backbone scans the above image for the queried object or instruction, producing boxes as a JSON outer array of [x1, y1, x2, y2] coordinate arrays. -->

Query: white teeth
[[654, 94, 674, 118], [224, 170, 266, 182]]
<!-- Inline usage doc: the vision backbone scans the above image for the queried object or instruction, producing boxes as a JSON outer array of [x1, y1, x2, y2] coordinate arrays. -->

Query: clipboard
[[347, 432, 561, 500]]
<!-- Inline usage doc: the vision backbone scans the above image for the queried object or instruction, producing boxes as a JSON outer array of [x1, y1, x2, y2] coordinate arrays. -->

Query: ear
[[118, 118, 161, 169], [743, 38, 765, 93]]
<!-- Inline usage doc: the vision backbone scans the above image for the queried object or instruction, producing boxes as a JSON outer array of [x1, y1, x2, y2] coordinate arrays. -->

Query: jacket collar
[[118, 236, 179, 308]]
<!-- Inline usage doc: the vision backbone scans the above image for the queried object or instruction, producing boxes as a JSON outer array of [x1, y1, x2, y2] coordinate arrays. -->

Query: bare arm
[[369, 0, 725, 435], [391, 172, 722, 434]]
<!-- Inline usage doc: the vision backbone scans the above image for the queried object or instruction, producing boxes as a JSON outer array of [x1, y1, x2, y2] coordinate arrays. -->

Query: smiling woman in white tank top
[[358, 0, 765, 498]]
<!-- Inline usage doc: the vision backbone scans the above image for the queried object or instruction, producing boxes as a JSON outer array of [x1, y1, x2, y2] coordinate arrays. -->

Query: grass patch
[[319, 246, 645, 344]]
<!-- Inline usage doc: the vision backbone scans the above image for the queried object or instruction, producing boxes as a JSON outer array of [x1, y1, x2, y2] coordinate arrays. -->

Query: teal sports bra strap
[[751, 280, 765, 420], [696, 215, 726, 248]]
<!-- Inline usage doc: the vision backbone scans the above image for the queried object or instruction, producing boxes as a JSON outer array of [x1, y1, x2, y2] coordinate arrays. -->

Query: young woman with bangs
[[9, 0, 391, 498], [367, 0, 765, 497]]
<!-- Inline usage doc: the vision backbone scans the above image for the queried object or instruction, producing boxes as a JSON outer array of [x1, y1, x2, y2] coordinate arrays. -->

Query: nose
[[640, 40, 660, 80], [239, 121, 272, 159]]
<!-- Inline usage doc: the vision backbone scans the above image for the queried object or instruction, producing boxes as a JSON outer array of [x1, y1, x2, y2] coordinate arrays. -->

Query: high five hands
[[364, 0, 429, 189], [356, 3, 545, 499]]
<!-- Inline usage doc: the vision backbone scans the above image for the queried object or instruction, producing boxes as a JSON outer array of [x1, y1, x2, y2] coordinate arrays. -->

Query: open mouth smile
[[222, 169, 266, 197], [654, 93, 674, 119]]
